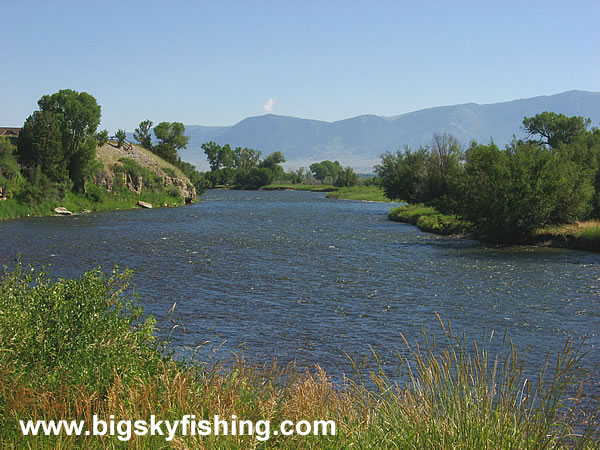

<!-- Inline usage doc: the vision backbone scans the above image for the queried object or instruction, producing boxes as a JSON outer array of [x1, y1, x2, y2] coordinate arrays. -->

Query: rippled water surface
[[2, 190, 599, 381]]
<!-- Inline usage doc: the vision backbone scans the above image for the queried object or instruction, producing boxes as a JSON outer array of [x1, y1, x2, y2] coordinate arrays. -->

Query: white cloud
[[263, 98, 276, 113]]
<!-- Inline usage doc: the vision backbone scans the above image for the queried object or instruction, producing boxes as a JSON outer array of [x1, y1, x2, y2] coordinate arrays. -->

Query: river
[[1, 190, 599, 384]]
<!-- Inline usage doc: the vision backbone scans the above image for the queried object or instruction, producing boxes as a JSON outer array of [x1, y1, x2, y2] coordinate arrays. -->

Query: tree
[[457, 140, 590, 242], [310, 160, 342, 183], [217, 144, 235, 170], [375, 147, 430, 202], [0, 137, 21, 197], [234, 146, 261, 170], [133, 120, 153, 149], [95, 129, 109, 147], [523, 112, 591, 149], [152, 143, 179, 165], [37, 89, 101, 161], [333, 166, 359, 187], [234, 167, 274, 190], [20, 89, 102, 192], [202, 141, 221, 171], [17, 110, 68, 184], [258, 151, 285, 170], [154, 122, 189, 150], [115, 129, 127, 148]]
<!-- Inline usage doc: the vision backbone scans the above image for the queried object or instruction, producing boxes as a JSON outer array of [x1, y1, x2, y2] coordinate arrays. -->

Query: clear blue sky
[[2, 0, 598, 132]]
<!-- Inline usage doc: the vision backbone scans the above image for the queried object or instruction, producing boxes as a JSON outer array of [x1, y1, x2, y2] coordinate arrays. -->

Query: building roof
[[0, 127, 21, 136]]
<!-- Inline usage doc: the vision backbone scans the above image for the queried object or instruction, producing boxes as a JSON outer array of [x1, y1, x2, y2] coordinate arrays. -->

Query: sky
[[1, 0, 599, 132]]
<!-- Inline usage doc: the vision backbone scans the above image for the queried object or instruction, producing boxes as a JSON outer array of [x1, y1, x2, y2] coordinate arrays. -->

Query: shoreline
[[388, 204, 600, 253]]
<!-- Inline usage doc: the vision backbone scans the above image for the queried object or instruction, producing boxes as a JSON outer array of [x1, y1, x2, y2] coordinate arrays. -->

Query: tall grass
[[0, 265, 597, 447]]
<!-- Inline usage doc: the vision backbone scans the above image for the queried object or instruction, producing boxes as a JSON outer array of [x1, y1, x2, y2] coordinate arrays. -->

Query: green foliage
[[133, 119, 153, 149], [17, 110, 67, 183], [258, 151, 285, 181], [375, 147, 430, 202], [389, 204, 472, 235], [333, 166, 359, 187], [0, 263, 163, 394], [162, 166, 177, 177], [458, 140, 593, 242], [94, 129, 108, 147], [234, 146, 261, 170], [152, 143, 179, 165], [115, 129, 127, 148], [310, 160, 343, 183], [17, 89, 101, 192], [326, 185, 391, 202], [523, 111, 591, 148], [154, 121, 189, 150], [176, 160, 210, 195], [201, 143, 285, 189], [0, 137, 22, 197], [113, 158, 162, 191], [234, 167, 274, 190]]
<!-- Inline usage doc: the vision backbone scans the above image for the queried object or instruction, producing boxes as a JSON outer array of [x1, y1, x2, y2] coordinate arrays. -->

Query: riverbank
[[0, 142, 195, 221], [0, 189, 184, 220], [1, 264, 597, 447], [261, 183, 337, 192], [389, 204, 600, 252], [389, 204, 472, 236], [262, 184, 392, 202]]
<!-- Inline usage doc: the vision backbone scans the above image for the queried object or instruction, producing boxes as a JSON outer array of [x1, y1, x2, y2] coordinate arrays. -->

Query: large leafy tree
[[309, 160, 342, 183], [234, 147, 261, 170], [523, 112, 591, 149], [18, 89, 101, 191], [154, 122, 189, 150]]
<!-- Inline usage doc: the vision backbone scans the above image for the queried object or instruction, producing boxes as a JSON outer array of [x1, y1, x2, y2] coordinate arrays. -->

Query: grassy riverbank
[[534, 221, 600, 252], [0, 189, 184, 220], [389, 204, 600, 251], [1, 265, 597, 448], [262, 184, 391, 202], [389, 204, 472, 236], [325, 185, 391, 202], [261, 184, 336, 192]]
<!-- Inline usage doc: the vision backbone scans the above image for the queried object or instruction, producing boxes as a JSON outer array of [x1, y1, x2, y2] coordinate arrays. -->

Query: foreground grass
[[326, 185, 392, 202], [389, 204, 472, 235], [0, 265, 598, 448]]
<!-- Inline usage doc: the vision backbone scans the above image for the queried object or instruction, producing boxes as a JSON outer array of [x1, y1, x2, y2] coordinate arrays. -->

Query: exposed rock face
[[164, 176, 196, 203], [94, 170, 114, 191], [54, 207, 72, 215]]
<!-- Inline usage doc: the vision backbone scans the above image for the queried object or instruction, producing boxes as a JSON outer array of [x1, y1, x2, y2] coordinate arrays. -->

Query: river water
[[1, 190, 599, 383]]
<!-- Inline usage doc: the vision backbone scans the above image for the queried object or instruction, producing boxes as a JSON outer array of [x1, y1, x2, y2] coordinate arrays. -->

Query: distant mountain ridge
[[180, 90, 600, 171]]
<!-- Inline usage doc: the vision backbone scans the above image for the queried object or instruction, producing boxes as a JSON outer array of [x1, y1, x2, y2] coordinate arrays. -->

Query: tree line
[[375, 112, 600, 242]]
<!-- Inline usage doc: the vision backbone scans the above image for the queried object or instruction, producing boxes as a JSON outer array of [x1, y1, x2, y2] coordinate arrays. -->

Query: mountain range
[[178, 90, 600, 172]]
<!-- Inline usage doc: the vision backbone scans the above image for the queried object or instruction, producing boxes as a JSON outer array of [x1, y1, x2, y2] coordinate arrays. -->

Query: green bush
[[0, 264, 164, 392]]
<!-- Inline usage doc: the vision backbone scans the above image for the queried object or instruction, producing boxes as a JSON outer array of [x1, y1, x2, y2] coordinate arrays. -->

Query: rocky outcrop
[[137, 201, 152, 209], [94, 170, 114, 191], [54, 207, 72, 216], [164, 176, 196, 203]]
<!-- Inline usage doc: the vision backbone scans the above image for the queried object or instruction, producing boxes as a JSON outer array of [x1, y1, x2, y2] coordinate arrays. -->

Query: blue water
[[1, 190, 599, 385]]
